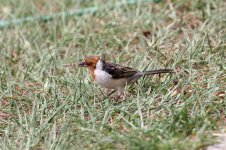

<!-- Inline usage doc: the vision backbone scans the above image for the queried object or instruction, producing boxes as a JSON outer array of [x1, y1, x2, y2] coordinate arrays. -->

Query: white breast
[[94, 60, 127, 90]]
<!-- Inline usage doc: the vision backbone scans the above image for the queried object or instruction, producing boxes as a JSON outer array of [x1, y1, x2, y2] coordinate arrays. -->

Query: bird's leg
[[114, 88, 125, 102], [114, 94, 123, 102], [114, 94, 121, 101], [101, 89, 116, 101], [107, 89, 116, 97]]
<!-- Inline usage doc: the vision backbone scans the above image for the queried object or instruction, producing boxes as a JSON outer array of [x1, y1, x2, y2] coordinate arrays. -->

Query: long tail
[[128, 69, 173, 82], [144, 69, 174, 75]]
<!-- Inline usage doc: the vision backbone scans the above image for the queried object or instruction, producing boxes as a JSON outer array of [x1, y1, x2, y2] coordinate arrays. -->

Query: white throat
[[95, 59, 103, 70]]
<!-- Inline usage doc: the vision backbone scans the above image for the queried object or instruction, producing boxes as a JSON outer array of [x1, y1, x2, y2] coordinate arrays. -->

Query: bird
[[79, 55, 173, 100]]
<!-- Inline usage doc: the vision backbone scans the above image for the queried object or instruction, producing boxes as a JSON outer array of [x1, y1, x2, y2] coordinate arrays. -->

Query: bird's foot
[[114, 94, 124, 103]]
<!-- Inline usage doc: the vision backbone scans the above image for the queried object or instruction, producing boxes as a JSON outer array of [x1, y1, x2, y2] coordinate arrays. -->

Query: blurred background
[[0, 0, 225, 149]]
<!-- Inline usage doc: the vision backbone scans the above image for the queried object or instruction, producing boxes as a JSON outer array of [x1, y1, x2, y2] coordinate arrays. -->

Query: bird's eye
[[86, 62, 92, 66]]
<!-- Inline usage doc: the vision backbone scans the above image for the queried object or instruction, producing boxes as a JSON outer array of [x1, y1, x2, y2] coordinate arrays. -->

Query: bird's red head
[[79, 55, 101, 79], [79, 55, 100, 68]]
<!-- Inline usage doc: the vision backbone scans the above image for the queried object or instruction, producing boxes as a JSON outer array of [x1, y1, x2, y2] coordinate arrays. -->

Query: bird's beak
[[78, 62, 86, 67]]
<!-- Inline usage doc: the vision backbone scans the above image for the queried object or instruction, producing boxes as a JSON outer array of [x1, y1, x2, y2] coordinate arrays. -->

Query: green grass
[[0, 0, 225, 149]]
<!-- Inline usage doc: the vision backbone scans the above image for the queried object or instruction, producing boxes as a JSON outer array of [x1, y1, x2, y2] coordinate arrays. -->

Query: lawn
[[0, 0, 225, 149]]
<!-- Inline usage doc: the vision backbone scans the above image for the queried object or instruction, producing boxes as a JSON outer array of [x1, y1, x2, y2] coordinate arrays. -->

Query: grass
[[0, 0, 225, 149]]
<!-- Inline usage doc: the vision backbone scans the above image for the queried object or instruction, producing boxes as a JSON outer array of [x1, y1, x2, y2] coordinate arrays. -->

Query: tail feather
[[144, 69, 174, 75], [128, 69, 174, 83]]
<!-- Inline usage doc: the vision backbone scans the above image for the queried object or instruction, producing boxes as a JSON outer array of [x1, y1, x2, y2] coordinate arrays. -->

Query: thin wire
[[0, 0, 158, 28]]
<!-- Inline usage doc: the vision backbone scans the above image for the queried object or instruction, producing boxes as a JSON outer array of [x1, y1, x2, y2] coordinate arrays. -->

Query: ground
[[0, 0, 225, 149]]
